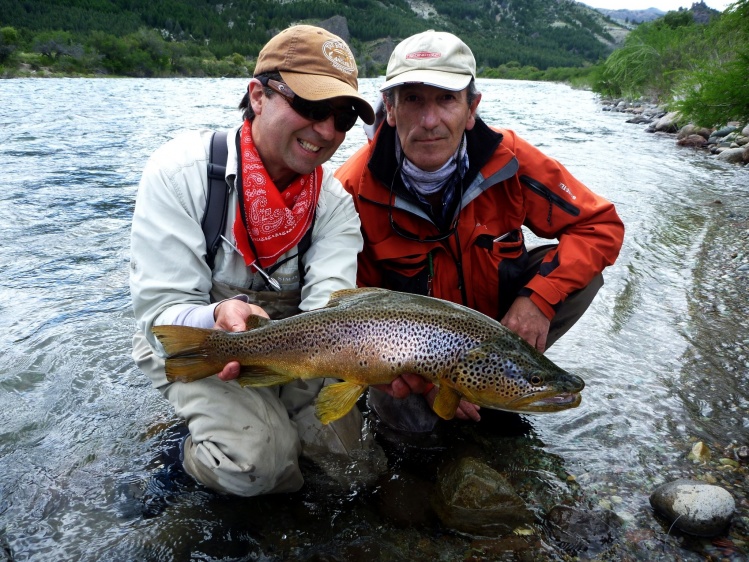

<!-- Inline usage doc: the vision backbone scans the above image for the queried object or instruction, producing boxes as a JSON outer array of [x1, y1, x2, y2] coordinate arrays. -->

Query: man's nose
[[420, 102, 440, 128], [312, 115, 338, 140]]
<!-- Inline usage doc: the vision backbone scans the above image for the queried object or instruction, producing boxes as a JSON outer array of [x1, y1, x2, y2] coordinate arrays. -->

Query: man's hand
[[374, 372, 432, 398], [374, 373, 481, 422], [500, 296, 551, 353], [213, 299, 269, 381]]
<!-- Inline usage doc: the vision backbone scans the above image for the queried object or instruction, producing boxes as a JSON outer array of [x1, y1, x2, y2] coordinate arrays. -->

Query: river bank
[[601, 98, 749, 166]]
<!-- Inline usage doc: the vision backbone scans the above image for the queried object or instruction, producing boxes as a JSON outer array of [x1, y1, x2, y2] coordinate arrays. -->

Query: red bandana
[[233, 120, 322, 269]]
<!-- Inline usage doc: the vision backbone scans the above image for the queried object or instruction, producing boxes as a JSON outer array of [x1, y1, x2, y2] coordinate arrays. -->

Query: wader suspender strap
[[202, 131, 229, 270], [203, 130, 314, 284]]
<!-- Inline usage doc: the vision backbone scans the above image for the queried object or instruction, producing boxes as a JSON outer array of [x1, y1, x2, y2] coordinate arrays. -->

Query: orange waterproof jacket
[[335, 119, 624, 321]]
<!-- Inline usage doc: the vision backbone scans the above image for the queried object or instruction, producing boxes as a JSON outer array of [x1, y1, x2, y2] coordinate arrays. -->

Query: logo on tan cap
[[322, 40, 356, 75]]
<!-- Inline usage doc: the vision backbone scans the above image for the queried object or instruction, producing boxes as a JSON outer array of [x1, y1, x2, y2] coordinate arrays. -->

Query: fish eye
[[530, 374, 543, 386]]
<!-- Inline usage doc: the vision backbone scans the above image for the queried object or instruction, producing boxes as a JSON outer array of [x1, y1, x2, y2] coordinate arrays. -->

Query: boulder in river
[[433, 457, 535, 536], [650, 479, 735, 536]]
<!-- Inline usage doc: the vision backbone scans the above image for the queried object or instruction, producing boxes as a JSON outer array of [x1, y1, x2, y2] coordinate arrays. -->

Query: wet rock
[[677, 124, 712, 140], [688, 441, 711, 462], [677, 134, 708, 148], [650, 479, 736, 536], [545, 505, 621, 555], [468, 536, 546, 562], [647, 111, 682, 133], [433, 457, 535, 536], [626, 115, 653, 125], [716, 147, 746, 164]]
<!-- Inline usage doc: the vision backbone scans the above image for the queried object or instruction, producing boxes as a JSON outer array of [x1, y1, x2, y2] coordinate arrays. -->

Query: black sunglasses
[[388, 154, 463, 243], [259, 77, 359, 133]]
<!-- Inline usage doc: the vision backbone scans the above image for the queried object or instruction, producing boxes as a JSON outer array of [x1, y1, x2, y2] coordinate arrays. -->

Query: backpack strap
[[202, 131, 229, 270]]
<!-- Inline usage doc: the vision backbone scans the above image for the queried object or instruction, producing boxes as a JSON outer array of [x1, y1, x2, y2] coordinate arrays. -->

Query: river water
[[0, 77, 747, 561]]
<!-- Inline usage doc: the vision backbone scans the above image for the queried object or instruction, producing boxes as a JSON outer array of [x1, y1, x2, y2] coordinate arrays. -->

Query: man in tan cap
[[130, 25, 377, 496], [336, 30, 624, 429]]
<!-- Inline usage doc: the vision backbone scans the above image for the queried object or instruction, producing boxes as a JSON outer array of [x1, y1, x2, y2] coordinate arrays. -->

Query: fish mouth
[[505, 391, 582, 413]]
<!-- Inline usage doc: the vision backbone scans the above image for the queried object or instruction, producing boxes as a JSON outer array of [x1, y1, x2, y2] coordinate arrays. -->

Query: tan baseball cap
[[381, 30, 476, 92], [254, 25, 374, 125]]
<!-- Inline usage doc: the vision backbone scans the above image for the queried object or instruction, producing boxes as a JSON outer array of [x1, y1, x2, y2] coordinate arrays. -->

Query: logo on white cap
[[406, 51, 442, 60]]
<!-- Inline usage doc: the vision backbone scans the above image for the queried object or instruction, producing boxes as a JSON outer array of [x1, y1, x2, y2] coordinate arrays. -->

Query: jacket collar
[[366, 117, 505, 193]]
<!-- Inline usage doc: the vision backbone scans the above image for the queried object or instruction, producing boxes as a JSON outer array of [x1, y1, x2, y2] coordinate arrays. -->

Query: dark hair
[[383, 78, 480, 108], [239, 71, 283, 121]]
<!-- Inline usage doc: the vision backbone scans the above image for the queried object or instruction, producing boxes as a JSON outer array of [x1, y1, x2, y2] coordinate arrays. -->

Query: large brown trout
[[152, 288, 584, 424]]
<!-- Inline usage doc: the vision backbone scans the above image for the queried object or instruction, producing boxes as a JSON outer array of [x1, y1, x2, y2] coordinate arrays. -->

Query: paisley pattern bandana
[[233, 120, 322, 269]]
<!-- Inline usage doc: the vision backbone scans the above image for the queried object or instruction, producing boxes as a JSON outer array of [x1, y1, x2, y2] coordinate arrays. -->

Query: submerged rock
[[545, 505, 621, 555], [433, 457, 535, 536], [650, 479, 735, 536]]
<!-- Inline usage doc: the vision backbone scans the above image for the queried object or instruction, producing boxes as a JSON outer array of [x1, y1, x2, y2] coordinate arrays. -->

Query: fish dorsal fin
[[314, 381, 367, 424], [245, 314, 271, 331], [324, 287, 390, 308], [432, 386, 461, 420], [237, 366, 296, 387]]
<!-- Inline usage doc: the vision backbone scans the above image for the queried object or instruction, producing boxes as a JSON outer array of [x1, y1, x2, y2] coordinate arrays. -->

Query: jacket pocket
[[380, 256, 430, 296], [472, 229, 529, 319]]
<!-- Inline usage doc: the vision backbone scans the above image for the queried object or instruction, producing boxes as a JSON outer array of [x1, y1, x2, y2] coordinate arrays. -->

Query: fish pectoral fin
[[236, 366, 297, 387], [314, 381, 367, 425], [432, 386, 461, 420]]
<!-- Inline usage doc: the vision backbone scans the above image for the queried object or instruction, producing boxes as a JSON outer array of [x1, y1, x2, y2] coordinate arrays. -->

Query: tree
[[0, 26, 19, 63], [672, 0, 749, 125]]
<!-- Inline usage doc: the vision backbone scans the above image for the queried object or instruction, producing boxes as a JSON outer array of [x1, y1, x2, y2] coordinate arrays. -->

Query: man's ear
[[465, 92, 482, 131], [383, 92, 397, 127], [249, 79, 265, 116]]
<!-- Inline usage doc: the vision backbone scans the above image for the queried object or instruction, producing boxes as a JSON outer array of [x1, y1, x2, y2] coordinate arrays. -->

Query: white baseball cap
[[380, 30, 476, 92]]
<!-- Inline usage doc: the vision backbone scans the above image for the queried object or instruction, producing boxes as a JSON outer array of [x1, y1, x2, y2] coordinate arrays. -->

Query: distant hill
[[1, 0, 631, 73], [590, 1, 720, 24], [589, 6, 665, 24]]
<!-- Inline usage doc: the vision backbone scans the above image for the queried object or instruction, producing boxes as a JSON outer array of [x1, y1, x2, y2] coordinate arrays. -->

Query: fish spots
[[189, 288, 579, 414]]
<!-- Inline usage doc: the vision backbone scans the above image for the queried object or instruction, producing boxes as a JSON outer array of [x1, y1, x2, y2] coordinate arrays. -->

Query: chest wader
[[203, 131, 369, 468]]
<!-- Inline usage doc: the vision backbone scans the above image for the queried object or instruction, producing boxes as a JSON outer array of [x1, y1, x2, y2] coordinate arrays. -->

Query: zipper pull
[[221, 235, 282, 292], [250, 262, 282, 292]]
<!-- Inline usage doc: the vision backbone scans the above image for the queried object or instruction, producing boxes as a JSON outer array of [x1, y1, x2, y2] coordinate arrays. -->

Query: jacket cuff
[[524, 276, 565, 320]]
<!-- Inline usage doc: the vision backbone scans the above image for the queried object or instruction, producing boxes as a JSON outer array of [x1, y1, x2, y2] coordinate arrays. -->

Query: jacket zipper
[[520, 175, 580, 225]]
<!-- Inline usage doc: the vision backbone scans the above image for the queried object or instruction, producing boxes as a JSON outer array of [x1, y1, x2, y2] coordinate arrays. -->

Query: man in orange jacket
[[335, 30, 625, 428]]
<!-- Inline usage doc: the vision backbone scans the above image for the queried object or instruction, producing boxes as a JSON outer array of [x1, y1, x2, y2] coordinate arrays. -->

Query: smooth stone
[[650, 479, 735, 536]]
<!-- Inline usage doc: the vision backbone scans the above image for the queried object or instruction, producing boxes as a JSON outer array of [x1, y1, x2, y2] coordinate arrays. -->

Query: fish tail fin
[[151, 325, 226, 383], [315, 381, 367, 425]]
